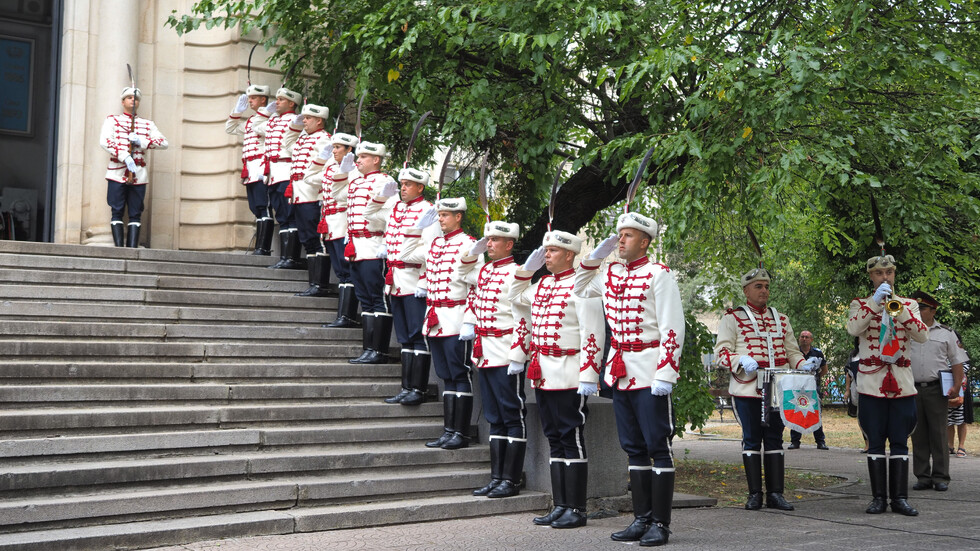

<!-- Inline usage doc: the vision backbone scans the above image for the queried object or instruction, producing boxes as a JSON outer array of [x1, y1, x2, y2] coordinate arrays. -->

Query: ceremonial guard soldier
[[346, 141, 396, 364], [99, 87, 169, 247], [574, 212, 684, 547], [225, 84, 274, 255], [286, 103, 333, 296], [714, 268, 816, 512], [254, 87, 301, 268], [458, 221, 531, 499], [510, 231, 604, 529], [318, 133, 361, 327], [409, 198, 482, 449], [847, 254, 928, 516], [367, 168, 435, 404]]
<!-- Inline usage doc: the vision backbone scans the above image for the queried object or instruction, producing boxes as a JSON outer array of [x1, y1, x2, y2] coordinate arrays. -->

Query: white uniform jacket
[[410, 228, 481, 337], [254, 110, 298, 185], [458, 255, 531, 369], [289, 129, 331, 204], [574, 256, 685, 390], [714, 304, 806, 398], [846, 294, 928, 398], [225, 112, 265, 184], [345, 171, 392, 261], [317, 162, 358, 240], [365, 195, 433, 296], [99, 114, 168, 185], [510, 267, 605, 390]]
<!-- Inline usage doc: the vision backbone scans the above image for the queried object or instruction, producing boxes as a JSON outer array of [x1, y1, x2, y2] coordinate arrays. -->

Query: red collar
[[552, 268, 575, 280], [492, 256, 515, 267], [746, 302, 767, 316], [444, 228, 464, 239], [626, 256, 650, 270], [360, 170, 381, 177], [403, 195, 425, 206]]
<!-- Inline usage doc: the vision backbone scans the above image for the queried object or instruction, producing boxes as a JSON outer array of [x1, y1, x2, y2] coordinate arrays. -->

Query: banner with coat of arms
[[778, 373, 822, 434]]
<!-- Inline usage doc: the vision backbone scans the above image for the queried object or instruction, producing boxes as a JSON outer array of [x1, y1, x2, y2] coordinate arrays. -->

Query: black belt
[[915, 380, 940, 388]]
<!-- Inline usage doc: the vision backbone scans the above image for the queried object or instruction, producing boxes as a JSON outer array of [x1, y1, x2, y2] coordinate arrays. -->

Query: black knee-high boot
[[533, 461, 566, 525], [743, 451, 763, 510], [426, 393, 455, 448], [889, 456, 918, 516], [473, 437, 507, 496], [611, 468, 653, 541], [764, 451, 794, 510], [552, 461, 587, 528]]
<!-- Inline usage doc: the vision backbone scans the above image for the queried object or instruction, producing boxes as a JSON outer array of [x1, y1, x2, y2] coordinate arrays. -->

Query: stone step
[[0, 301, 342, 326], [0, 382, 400, 404], [0, 443, 487, 492], [0, 401, 440, 432], [0, 465, 488, 528], [0, 240, 274, 267], [0, 268, 308, 293], [0, 321, 356, 343], [0, 420, 440, 458], [0, 493, 550, 551], [0, 285, 333, 310], [0, 361, 391, 381], [0, 341, 373, 361]]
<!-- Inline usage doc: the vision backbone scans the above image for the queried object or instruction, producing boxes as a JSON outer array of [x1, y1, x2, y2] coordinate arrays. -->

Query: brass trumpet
[[885, 295, 904, 317]]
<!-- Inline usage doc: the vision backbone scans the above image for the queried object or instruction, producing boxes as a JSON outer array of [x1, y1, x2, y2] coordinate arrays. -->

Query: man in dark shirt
[[788, 331, 829, 450]]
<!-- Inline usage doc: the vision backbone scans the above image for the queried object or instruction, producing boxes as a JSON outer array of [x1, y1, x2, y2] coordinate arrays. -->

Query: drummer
[[714, 267, 819, 511]]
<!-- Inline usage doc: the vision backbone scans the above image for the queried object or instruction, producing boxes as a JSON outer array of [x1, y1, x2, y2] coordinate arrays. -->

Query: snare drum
[[758, 368, 798, 410]]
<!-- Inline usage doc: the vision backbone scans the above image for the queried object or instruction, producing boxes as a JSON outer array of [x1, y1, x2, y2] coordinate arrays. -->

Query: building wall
[[54, 0, 269, 250]]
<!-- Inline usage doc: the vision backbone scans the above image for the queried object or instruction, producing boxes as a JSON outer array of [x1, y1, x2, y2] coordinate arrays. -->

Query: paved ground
[[148, 434, 980, 551]]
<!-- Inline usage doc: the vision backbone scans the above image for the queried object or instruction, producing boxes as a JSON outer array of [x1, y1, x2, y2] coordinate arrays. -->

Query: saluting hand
[[468, 237, 488, 257], [339, 152, 356, 173], [317, 144, 332, 161], [522, 246, 546, 273], [233, 93, 248, 114], [379, 178, 398, 198], [588, 233, 618, 260], [414, 207, 438, 230]]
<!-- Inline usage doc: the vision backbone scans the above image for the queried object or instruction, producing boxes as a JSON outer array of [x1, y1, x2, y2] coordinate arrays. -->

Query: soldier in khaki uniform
[[846, 255, 928, 516], [907, 291, 967, 492], [714, 268, 813, 512]]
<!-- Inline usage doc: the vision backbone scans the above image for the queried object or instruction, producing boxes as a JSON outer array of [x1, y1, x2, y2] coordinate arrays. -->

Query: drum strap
[[740, 305, 783, 370]]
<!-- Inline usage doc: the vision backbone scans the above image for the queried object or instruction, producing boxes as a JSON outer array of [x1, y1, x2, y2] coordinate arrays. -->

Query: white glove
[[376, 244, 388, 259], [507, 361, 525, 376], [414, 288, 427, 298], [233, 93, 248, 114], [379, 178, 398, 198], [260, 104, 276, 117], [458, 323, 476, 341], [740, 355, 759, 373], [414, 207, 438, 230], [872, 282, 892, 305], [577, 382, 598, 396], [128, 132, 147, 149], [589, 233, 619, 260], [339, 152, 356, 173], [651, 380, 674, 396], [801, 357, 821, 372], [317, 143, 332, 161], [468, 237, 488, 257], [522, 246, 546, 273], [122, 154, 137, 173]]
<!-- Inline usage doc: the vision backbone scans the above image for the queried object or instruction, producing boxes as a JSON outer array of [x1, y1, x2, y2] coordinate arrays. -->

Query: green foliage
[[675, 311, 716, 436]]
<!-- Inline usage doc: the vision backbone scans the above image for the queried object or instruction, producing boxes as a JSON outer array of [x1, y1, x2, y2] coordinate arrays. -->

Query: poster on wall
[[0, 35, 34, 136]]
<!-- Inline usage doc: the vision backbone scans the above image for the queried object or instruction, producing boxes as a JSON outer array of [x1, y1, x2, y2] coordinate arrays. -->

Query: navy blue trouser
[[614, 388, 674, 467], [537, 388, 588, 459], [244, 180, 269, 219], [390, 294, 427, 349], [733, 396, 784, 452], [324, 238, 351, 283], [292, 202, 322, 256], [106, 180, 147, 223], [478, 366, 527, 438], [428, 336, 472, 393], [859, 394, 916, 456], [350, 258, 386, 313], [268, 180, 292, 229]]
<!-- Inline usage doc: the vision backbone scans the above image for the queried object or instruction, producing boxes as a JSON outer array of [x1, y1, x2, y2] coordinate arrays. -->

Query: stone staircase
[[0, 241, 547, 550]]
